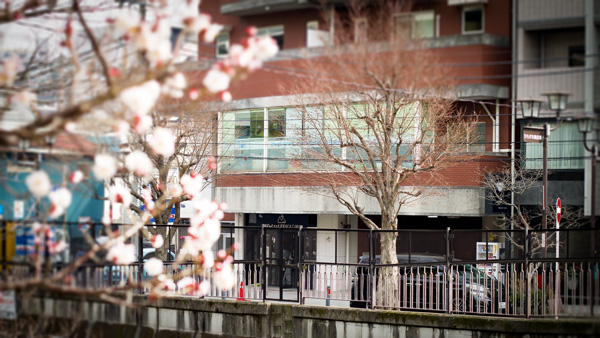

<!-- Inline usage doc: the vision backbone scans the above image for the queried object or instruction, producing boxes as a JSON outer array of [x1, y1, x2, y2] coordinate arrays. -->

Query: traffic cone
[[237, 281, 246, 301]]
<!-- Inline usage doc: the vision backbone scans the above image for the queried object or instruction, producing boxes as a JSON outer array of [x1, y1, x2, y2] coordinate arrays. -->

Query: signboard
[[13, 200, 24, 220], [556, 198, 561, 225], [0, 291, 16, 320], [476, 242, 501, 279], [523, 126, 544, 143]]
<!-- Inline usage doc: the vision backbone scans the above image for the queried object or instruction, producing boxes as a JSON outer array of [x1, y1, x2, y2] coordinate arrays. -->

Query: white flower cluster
[[202, 27, 279, 101], [17, 2, 276, 301]]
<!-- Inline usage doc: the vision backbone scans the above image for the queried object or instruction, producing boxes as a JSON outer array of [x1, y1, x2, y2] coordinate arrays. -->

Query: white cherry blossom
[[106, 242, 137, 265], [201, 250, 214, 268], [203, 24, 223, 43], [69, 170, 84, 184], [197, 281, 210, 296], [151, 234, 164, 249], [213, 262, 236, 290], [177, 276, 195, 293], [93, 154, 117, 180], [109, 184, 132, 208], [134, 114, 153, 134], [255, 36, 279, 60], [125, 150, 154, 177], [113, 9, 141, 36], [49, 187, 72, 209], [144, 258, 164, 277], [148, 127, 175, 157], [180, 173, 204, 197], [203, 68, 230, 93], [0, 55, 20, 86], [119, 80, 161, 117], [185, 13, 210, 34], [48, 205, 65, 219], [162, 73, 187, 98], [26, 170, 51, 198]]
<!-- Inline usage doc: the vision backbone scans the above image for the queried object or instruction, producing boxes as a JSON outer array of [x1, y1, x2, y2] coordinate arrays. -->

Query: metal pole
[[555, 211, 560, 318], [369, 229, 374, 309], [298, 225, 303, 305], [591, 146, 597, 316], [261, 224, 266, 303], [542, 123, 549, 255], [446, 227, 451, 314], [1, 221, 6, 272], [525, 226, 530, 318], [591, 146, 596, 252]]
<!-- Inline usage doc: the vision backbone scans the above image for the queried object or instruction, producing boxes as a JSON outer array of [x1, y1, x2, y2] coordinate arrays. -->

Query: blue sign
[[141, 204, 177, 223]]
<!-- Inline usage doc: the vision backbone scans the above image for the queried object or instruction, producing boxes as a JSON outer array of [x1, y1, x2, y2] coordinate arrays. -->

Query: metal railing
[[1, 221, 598, 317]]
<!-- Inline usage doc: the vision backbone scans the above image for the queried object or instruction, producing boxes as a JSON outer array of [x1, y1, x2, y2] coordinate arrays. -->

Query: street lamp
[[577, 116, 599, 255], [518, 92, 570, 250]]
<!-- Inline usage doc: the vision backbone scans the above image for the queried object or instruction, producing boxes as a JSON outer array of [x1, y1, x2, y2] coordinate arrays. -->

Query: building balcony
[[221, 0, 316, 16], [517, 0, 588, 29], [517, 67, 585, 116], [448, 0, 487, 6]]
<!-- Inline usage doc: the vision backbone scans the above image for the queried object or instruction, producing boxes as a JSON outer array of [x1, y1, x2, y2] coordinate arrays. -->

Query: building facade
[[514, 0, 599, 223], [193, 0, 543, 275]]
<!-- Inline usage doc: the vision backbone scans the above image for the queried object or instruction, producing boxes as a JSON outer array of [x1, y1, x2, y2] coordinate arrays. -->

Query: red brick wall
[[216, 155, 508, 188]]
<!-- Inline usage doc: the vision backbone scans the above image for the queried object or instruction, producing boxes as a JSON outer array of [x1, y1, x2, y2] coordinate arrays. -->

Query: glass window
[[258, 25, 284, 50], [468, 122, 486, 152], [235, 111, 250, 139], [393, 13, 413, 40], [354, 17, 368, 43], [463, 7, 483, 34], [268, 108, 286, 138], [568, 46, 585, 67], [524, 122, 584, 170], [216, 32, 229, 58], [413, 11, 434, 39], [250, 110, 264, 138]]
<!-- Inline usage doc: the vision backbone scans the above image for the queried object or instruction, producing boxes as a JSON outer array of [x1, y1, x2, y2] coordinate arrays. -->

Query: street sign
[[523, 126, 544, 143], [556, 198, 561, 225]]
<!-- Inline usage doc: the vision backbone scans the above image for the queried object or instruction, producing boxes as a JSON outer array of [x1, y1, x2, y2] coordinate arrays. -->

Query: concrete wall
[[5, 295, 600, 338], [217, 186, 486, 217]]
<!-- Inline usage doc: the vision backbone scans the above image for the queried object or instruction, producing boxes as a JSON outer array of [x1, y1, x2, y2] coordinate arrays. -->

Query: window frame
[[467, 121, 487, 152], [568, 45, 585, 67], [393, 10, 435, 40], [354, 17, 368, 44], [462, 6, 484, 35], [257, 25, 284, 50], [216, 32, 230, 58]]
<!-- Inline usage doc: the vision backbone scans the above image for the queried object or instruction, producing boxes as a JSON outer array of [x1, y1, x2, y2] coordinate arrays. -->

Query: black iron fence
[[1, 220, 598, 318]]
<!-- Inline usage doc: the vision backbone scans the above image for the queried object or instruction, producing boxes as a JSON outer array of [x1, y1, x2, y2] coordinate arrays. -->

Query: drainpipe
[[584, 0, 597, 218], [345, 215, 350, 263], [510, 0, 518, 237]]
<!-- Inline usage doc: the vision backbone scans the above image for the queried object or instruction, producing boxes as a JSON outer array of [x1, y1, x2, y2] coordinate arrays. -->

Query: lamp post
[[518, 92, 569, 252], [577, 116, 599, 256]]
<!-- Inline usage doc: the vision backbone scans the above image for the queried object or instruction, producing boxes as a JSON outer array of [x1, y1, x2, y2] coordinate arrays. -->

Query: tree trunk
[[377, 231, 399, 308]]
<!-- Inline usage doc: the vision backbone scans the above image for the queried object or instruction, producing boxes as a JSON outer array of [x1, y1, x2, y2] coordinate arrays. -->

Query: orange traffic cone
[[237, 281, 246, 301]]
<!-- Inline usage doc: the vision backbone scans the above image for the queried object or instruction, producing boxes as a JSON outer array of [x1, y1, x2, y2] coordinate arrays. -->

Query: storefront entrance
[[264, 227, 299, 301], [244, 213, 317, 302]]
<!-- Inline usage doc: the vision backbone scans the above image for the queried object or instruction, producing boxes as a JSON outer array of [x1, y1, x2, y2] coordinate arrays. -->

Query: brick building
[[197, 0, 518, 275]]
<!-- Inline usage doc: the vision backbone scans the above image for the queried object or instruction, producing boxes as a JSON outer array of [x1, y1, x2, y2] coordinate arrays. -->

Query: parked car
[[350, 254, 505, 313]]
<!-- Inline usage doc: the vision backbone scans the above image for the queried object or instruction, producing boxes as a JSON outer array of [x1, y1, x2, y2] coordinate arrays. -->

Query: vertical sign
[[13, 200, 24, 220]]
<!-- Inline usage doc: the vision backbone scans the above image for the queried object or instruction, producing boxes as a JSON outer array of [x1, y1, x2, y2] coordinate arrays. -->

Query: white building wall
[[217, 186, 485, 217]]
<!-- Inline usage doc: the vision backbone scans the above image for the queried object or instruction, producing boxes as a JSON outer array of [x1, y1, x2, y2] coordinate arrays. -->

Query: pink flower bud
[[246, 26, 257, 37], [220, 91, 232, 102]]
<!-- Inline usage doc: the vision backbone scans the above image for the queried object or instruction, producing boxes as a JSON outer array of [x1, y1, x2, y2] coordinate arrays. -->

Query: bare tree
[[485, 163, 585, 256], [121, 100, 222, 260], [0, 0, 279, 316], [289, 0, 471, 270]]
